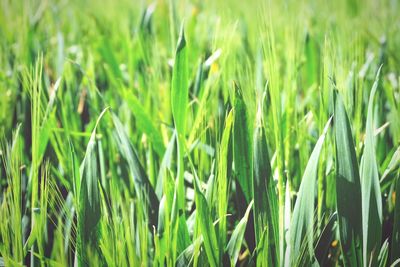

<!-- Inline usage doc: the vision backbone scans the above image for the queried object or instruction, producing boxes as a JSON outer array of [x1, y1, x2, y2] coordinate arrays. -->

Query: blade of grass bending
[[176, 237, 203, 266], [287, 117, 332, 265], [380, 146, 400, 183], [378, 239, 389, 267], [360, 67, 383, 266], [77, 108, 108, 267], [253, 101, 279, 266], [334, 91, 363, 267], [111, 113, 159, 227], [226, 201, 254, 266]]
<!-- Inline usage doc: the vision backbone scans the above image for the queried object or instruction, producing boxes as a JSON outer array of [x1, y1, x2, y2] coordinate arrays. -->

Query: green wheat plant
[[0, 0, 399, 266]]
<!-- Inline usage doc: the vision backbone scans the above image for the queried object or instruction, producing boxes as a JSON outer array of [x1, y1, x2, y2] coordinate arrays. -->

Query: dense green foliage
[[1, 0, 400, 266]]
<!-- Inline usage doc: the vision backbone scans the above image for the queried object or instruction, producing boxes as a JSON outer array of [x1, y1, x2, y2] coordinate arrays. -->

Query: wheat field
[[0, 0, 399, 266]]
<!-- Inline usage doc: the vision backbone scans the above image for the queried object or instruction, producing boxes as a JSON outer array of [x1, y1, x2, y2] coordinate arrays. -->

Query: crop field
[[0, 0, 400, 266]]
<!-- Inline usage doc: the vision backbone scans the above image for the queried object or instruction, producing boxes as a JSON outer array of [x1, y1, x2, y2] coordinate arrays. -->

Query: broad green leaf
[[226, 201, 254, 265], [334, 91, 363, 267], [287, 117, 332, 265], [360, 67, 382, 266]]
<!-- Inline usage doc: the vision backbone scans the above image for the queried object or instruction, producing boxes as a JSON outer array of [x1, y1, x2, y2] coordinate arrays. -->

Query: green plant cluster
[[0, 0, 399, 266]]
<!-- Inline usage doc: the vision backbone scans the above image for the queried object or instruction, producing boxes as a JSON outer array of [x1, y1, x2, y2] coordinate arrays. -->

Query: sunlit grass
[[0, 0, 399, 266]]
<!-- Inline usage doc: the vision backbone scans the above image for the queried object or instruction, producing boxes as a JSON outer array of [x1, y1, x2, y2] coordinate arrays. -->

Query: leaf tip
[[176, 23, 186, 53]]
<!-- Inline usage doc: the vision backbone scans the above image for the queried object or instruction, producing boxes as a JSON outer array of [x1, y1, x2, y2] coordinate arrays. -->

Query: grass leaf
[[226, 201, 254, 265], [360, 67, 383, 266], [111, 113, 159, 227], [193, 173, 220, 267], [171, 23, 189, 212], [334, 91, 363, 267], [287, 117, 332, 265], [218, 109, 234, 249], [252, 103, 279, 265], [233, 84, 252, 203], [77, 108, 108, 266], [123, 89, 165, 157]]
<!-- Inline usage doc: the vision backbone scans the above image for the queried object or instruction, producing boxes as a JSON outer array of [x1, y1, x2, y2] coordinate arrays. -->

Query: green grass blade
[[123, 90, 165, 157], [0, 126, 24, 264], [334, 91, 363, 267], [98, 38, 123, 81], [233, 84, 252, 203], [287, 117, 332, 265], [218, 109, 233, 249], [170, 189, 190, 259], [156, 133, 176, 198], [360, 67, 383, 266], [171, 24, 189, 212], [193, 172, 220, 267], [77, 108, 108, 266], [378, 239, 389, 267], [252, 103, 279, 265], [176, 237, 203, 266], [171, 24, 189, 138], [380, 146, 400, 183], [226, 201, 253, 266], [111, 113, 159, 227]]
